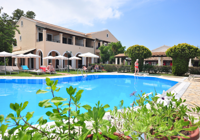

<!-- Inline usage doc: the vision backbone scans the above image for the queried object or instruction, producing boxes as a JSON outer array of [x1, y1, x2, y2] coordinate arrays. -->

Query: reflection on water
[[0, 75, 177, 124]]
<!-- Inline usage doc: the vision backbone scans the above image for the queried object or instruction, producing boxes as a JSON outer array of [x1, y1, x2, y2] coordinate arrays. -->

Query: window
[[21, 21, 23, 27], [63, 37, 67, 44], [68, 38, 72, 44], [47, 34, 52, 41], [107, 34, 109, 37], [20, 36, 22, 41], [39, 33, 43, 41]]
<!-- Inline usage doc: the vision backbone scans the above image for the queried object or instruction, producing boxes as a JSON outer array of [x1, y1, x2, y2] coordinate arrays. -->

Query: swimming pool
[[0, 75, 177, 124]]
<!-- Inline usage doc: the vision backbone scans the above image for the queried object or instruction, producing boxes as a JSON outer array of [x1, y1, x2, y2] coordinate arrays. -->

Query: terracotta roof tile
[[114, 53, 126, 57], [30, 18, 86, 36]]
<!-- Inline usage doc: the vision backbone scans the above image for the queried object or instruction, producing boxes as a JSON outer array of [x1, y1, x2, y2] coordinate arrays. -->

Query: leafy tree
[[125, 45, 152, 72], [12, 9, 36, 24], [99, 45, 110, 63], [25, 11, 36, 19], [109, 41, 126, 63], [166, 43, 200, 76], [99, 41, 125, 63], [12, 9, 25, 22], [0, 9, 19, 65]]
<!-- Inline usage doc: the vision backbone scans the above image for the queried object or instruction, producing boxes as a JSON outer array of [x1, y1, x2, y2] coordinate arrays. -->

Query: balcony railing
[[46, 39, 60, 43], [86, 45, 93, 48], [36, 39, 43, 42], [75, 43, 84, 46]]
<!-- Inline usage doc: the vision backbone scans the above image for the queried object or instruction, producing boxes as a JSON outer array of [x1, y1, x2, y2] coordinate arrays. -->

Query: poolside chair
[[0, 66, 6, 75], [189, 74, 200, 81], [87, 66, 93, 72], [21, 65, 29, 72], [4, 66, 15, 75], [95, 65, 102, 72], [64, 65, 77, 71], [57, 65, 65, 71], [29, 69, 44, 75], [12, 66, 20, 74], [46, 70, 57, 75]]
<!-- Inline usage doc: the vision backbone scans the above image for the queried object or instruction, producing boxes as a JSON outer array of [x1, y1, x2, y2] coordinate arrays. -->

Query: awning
[[12, 48, 36, 55]]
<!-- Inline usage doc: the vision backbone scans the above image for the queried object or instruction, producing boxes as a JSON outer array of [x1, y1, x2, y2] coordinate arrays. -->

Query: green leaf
[[46, 111, 52, 116], [25, 111, 34, 122], [46, 78, 53, 86], [38, 99, 52, 108], [36, 89, 48, 94], [61, 103, 69, 107], [0, 115, 4, 123], [55, 88, 60, 92], [103, 104, 110, 109], [22, 101, 29, 110], [75, 90, 84, 102], [51, 97, 67, 103], [8, 126, 20, 135], [0, 124, 8, 137], [82, 104, 92, 110], [32, 132, 43, 140], [46, 87, 51, 90]]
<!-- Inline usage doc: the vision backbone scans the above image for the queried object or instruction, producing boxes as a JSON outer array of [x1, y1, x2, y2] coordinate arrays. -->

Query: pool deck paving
[[182, 78, 200, 108]]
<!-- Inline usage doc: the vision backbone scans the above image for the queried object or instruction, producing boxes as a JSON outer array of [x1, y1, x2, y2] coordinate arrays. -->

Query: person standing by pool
[[135, 59, 139, 75]]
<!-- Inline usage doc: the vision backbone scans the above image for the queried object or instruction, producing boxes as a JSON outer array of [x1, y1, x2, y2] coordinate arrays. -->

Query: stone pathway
[[182, 78, 200, 108]]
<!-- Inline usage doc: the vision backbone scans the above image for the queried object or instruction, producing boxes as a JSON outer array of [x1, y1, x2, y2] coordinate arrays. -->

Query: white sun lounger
[[57, 65, 65, 71], [64, 65, 77, 71], [189, 74, 200, 81], [29, 69, 44, 75], [12, 66, 20, 74]]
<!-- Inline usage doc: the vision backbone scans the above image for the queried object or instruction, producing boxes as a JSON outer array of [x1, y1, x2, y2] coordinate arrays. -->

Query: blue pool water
[[0, 75, 177, 125]]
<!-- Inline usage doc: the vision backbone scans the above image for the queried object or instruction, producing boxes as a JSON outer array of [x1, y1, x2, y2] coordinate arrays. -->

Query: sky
[[1, 0, 200, 50]]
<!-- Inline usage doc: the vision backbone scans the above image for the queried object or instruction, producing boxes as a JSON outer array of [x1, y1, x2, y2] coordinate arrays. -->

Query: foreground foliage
[[0, 78, 116, 140], [0, 78, 200, 140], [110, 92, 200, 139]]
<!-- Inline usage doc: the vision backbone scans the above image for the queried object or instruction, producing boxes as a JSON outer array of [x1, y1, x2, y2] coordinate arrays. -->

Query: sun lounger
[[189, 74, 200, 81], [12, 66, 20, 74], [87, 66, 93, 72], [95, 68, 102, 72], [0, 66, 6, 75], [21, 65, 29, 72], [57, 65, 65, 71], [64, 65, 76, 71], [29, 69, 44, 75], [46, 70, 57, 75], [3, 66, 15, 75]]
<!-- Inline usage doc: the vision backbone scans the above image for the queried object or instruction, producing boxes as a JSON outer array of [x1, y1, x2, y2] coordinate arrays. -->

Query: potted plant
[[110, 92, 200, 140]]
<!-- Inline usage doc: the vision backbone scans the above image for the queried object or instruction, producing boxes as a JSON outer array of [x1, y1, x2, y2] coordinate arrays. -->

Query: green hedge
[[143, 65, 172, 73], [189, 67, 200, 74], [90, 64, 131, 72]]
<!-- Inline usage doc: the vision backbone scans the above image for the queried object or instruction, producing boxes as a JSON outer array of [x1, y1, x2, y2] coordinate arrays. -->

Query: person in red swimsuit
[[135, 59, 139, 75]]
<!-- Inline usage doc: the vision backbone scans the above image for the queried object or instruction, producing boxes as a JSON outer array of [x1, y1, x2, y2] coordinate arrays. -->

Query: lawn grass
[[0, 71, 63, 77], [0, 70, 107, 77], [56, 70, 107, 74]]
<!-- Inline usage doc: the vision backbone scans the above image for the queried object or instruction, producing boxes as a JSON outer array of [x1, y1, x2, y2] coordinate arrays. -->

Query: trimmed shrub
[[166, 43, 200, 76], [125, 45, 152, 72]]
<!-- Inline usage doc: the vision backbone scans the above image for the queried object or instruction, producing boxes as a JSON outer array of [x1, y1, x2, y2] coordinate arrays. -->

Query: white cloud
[[1, 0, 129, 26]]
